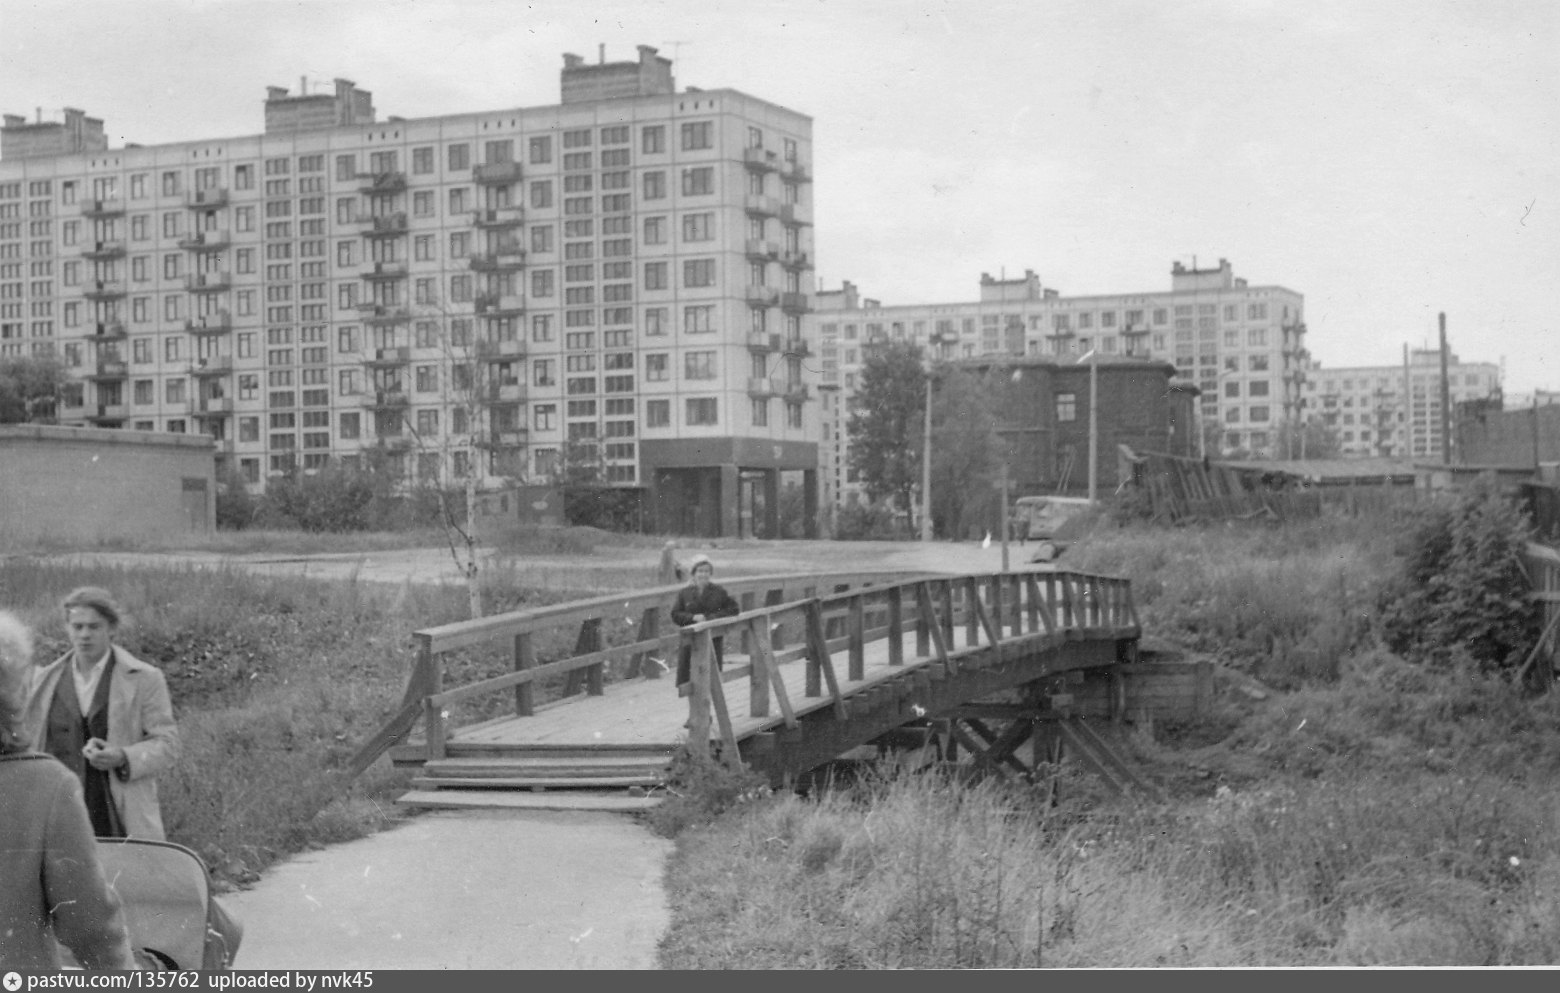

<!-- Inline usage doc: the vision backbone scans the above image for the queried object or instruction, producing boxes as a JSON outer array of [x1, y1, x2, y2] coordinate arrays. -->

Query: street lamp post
[[920, 371, 933, 542]]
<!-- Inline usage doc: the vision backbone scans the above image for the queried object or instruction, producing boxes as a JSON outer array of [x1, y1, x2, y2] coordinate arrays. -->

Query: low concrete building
[[0, 425, 214, 544]]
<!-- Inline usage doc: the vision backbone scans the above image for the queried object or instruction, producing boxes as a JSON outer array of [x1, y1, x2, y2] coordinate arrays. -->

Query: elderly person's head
[[61, 586, 121, 665], [0, 609, 35, 753]]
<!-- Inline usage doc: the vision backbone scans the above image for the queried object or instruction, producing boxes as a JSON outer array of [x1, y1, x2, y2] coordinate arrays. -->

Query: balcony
[[80, 198, 126, 218], [744, 194, 781, 217], [473, 161, 524, 185], [746, 377, 782, 398], [81, 239, 127, 260], [475, 293, 526, 316], [468, 247, 526, 272], [779, 291, 809, 314], [86, 359, 128, 381], [471, 206, 525, 228], [1046, 327, 1076, 340], [475, 339, 526, 361], [746, 332, 782, 352], [361, 212, 409, 237], [185, 188, 229, 209], [780, 249, 812, 270], [784, 381, 811, 402], [178, 230, 230, 252], [362, 390, 410, 409], [1120, 324, 1150, 337], [782, 160, 812, 184], [189, 356, 233, 377], [362, 261, 409, 281], [84, 279, 128, 300], [779, 203, 810, 227], [491, 428, 528, 447], [743, 147, 781, 172], [364, 346, 411, 367], [185, 272, 231, 293], [185, 313, 233, 335], [745, 285, 779, 307], [486, 382, 526, 404], [86, 403, 129, 423], [191, 396, 234, 416], [357, 171, 407, 195], [783, 337, 811, 356], [357, 304, 412, 325], [744, 239, 781, 260], [89, 321, 128, 340]]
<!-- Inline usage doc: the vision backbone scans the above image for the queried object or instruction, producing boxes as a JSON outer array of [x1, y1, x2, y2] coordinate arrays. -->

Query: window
[[686, 397, 717, 425], [531, 269, 554, 297], [1056, 393, 1077, 422], [683, 259, 714, 287], [533, 359, 556, 387], [530, 181, 553, 208], [684, 351, 715, 380], [684, 305, 713, 333], [644, 398, 670, 427], [563, 129, 592, 149], [1249, 380, 1270, 397], [412, 190, 434, 217], [642, 125, 666, 154], [412, 147, 434, 175], [644, 261, 668, 290], [680, 122, 713, 150], [529, 136, 552, 164], [682, 212, 713, 242], [642, 171, 666, 200], [531, 225, 554, 254], [1249, 406, 1270, 423], [645, 353, 669, 381], [448, 144, 470, 171], [681, 168, 713, 196]]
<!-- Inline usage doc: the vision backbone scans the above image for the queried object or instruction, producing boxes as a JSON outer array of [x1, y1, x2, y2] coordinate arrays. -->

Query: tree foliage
[[846, 341, 926, 514], [929, 366, 1004, 539], [0, 354, 66, 423], [1376, 479, 1540, 672]]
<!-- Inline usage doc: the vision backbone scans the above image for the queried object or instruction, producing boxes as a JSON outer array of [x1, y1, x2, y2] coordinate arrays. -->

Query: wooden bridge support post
[[687, 631, 714, 759], [513, 632, 535, 716], [423, 645, 447, 761], [939, 580, 956, 649], [963, 577, 980, 648], [564, 617, 604, 696], [887, 586, 904, 666], [747, 617, 772, 718], [848, 595, 866, 681], [627, 607, 662, 680]]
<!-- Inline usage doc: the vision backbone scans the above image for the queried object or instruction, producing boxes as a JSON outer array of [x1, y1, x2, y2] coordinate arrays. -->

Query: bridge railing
[[681, 569, 1139, 760], [348, 570, 932, 774]]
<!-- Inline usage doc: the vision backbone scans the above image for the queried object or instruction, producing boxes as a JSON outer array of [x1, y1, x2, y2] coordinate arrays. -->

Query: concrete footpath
[[220, 809, 674, 970]]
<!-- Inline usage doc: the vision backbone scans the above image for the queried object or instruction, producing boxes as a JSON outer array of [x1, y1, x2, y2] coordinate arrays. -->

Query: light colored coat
[[23, 645, 180, 840]]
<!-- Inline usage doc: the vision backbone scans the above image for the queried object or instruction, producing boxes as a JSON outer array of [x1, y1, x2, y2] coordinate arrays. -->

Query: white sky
[[2, 0, 1555, 393]]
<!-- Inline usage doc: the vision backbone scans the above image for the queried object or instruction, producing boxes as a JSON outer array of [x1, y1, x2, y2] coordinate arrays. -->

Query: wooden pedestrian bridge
[[351, 566, 1176, 811]]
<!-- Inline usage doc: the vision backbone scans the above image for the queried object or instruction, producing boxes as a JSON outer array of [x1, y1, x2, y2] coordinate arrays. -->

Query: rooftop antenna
[[662, 39, 690, 74]]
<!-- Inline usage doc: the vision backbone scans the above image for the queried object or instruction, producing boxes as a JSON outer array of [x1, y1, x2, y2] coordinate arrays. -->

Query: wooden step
[[411, 775, 664, 790], [397, 789, 663, 812], [391, 741, 676, 767], [422, 755, 671, 777]]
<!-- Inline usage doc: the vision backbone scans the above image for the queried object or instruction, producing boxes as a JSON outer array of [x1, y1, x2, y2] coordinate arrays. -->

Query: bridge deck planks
[[442, 622, 1109, 752]]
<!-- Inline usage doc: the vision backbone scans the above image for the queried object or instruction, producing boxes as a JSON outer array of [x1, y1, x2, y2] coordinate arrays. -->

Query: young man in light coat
[[22, 587, 180, 840]]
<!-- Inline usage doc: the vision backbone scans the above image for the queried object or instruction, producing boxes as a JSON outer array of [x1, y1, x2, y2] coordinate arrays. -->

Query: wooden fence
[[1520, 542, 1560, 691]]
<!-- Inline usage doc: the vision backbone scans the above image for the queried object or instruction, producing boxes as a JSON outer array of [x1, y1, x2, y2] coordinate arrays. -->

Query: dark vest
[[43, 658, 124, 837]]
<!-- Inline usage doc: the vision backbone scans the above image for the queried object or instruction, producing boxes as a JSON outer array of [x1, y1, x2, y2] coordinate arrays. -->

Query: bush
[[1377, 480, 1540, 672], [563, 485, 646, 532], [832, 501, 906, 541]]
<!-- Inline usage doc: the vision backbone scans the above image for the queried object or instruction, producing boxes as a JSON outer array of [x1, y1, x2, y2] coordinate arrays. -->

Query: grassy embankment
[[656, 506, 1560, 967], [0, 525, 663, 886]]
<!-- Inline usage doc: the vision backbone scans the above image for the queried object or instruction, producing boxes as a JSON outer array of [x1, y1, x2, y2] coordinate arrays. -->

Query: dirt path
[[220, 809, 673, 970]]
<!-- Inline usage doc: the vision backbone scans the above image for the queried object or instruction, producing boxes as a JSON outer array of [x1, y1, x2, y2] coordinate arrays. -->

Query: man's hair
[[0, 609, 35, 752]]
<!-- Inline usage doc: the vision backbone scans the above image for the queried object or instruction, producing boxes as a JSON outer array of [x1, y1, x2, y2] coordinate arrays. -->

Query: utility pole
[[1439, 313, 1452, 465], [1088, 350, 1099, 504], [999, 460, 1011, 573], [920, 371, 933, 541]]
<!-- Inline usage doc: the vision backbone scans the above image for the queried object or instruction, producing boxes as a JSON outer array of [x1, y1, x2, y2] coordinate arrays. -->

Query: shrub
[[832, 501, 906, 541], [647, 747, 772, 837], [1377, 480, 1540, 672]]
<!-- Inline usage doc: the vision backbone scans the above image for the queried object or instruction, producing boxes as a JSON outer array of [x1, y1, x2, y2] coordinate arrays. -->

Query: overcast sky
[[3, 0, 1555, 394]]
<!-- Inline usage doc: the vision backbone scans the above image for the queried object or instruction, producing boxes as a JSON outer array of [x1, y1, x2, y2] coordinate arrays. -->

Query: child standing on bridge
[[671, 554, 741, 689]]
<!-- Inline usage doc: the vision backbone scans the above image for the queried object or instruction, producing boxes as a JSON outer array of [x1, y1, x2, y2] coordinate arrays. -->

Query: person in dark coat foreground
[[671, 554, 741, 687], [0, 609, 136, 971]]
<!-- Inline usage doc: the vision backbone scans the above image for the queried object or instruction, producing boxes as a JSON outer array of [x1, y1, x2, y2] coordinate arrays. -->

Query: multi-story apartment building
[[0, 46, 819, 538], [811, 259, 1305, 509], [1305, 349, 1500, 460]]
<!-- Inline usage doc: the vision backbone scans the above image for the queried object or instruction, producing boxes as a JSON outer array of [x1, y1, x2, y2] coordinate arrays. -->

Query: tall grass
[[0, 557, 607, 885]]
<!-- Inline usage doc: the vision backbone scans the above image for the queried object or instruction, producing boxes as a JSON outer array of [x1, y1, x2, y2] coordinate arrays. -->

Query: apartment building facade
[[0, 46, 819, 537], [1305, 349, 1500, 460], [812, 259, 1305, 508]]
